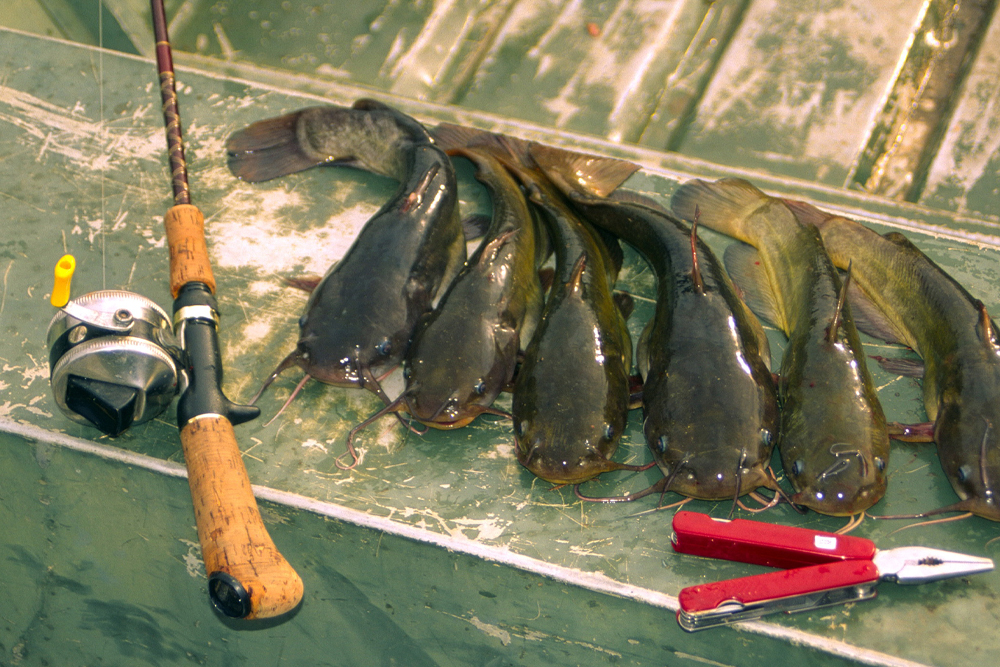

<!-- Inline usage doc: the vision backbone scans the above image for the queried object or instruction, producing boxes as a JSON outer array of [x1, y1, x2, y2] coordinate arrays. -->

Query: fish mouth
[[515, 442, 623, 485], [418, 413, 479, 430], [790, 483, 884, 516], [406, 395, 480, 430]]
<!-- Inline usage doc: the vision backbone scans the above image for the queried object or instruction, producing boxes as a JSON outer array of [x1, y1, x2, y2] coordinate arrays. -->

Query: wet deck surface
[[2, 2, 1000, 666]]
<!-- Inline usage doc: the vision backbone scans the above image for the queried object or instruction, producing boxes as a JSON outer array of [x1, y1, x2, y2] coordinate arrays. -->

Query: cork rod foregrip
[[180, 415, 304, 619], [165, 204, 216, 297]]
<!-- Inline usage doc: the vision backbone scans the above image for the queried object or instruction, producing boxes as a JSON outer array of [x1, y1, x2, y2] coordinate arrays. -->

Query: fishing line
[[98, 0, 106, 289]]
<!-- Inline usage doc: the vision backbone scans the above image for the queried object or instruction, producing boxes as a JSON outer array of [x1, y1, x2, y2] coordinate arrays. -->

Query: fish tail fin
[[432, 123, 531, 164], [528, 142, 640, 198], [431, 122, 494, 153], [432, 124, 540, 186], [226, 110, 321, 182], [670, 178, 768, 239]]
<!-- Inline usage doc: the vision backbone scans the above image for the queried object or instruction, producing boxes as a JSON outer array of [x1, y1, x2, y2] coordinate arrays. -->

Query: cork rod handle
[[180, 415, 304, 619], [165, 204, 216, 297]]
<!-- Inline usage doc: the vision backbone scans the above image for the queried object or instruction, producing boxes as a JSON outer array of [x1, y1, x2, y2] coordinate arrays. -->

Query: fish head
[[933, 382, 1000, 521], [785, 440, 888, 516], [647, 433, 775, 501], [401, 312, 520, 429], [293, 329, 404, 388], [513, 415, 626, 485], [641, 368, 779, 500]]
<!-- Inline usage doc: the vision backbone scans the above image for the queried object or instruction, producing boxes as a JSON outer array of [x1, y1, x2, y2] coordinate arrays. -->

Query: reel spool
[[47, 289, 184, 436]]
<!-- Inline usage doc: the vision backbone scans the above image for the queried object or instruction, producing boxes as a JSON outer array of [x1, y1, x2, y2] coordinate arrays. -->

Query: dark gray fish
[[533, 144, 780, 502], [227, 100, 466, 415], [498, 141, 640, 485]]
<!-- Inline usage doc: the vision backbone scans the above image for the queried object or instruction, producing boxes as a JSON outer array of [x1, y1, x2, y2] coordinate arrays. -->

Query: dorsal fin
[[975, 300, 998, 348], [827, 260, 853, 344], [690, 207, 705, 296], [568, 255, 587, 293], [528, 142, 640, 197]]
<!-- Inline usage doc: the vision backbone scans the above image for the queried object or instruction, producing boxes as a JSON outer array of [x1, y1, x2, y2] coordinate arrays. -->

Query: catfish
[[495, 138, 641, 485], [788, 201, 1000, 521], [533, 145, 780, 502], [227, 100, 466, 420], [344, 125, 548, 449], [671, 178, 889, 516]]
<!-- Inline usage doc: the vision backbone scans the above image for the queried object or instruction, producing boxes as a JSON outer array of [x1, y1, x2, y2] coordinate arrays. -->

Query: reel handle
[[180, 414, 304, 618]]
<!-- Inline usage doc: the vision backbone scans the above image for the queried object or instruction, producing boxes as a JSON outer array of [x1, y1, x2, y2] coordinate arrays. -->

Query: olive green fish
[[499, 141, 639, 485], [532, 145, 780, 502], [671, 178, 889, 516], [788, 201, 1000, 521]]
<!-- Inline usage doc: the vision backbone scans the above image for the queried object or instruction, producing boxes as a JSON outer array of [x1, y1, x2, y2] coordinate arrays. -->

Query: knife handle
[[671, 511, 875, 569], [676, 560, 880, 630]]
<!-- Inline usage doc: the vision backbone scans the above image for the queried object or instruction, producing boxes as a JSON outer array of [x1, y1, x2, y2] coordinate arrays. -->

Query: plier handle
[[671, 511, 994, 631]]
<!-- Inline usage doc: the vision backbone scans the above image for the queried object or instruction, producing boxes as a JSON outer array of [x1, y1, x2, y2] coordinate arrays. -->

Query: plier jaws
[[670, 511, 994, 631], [872, 546, 994, 584]]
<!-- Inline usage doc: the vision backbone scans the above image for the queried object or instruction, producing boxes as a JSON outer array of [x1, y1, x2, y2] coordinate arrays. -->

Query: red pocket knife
[[671, 511, 994, 631]]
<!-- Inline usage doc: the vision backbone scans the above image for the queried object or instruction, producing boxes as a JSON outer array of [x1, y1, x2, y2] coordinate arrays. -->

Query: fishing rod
[[149, 0, 303, 618]]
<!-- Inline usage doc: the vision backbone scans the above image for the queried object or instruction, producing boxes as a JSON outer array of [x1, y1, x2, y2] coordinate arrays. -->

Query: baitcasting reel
[[47, 287, 185, 437]]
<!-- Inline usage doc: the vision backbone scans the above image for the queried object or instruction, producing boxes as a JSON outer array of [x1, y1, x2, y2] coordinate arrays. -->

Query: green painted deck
[[2, 2, 999, 666]]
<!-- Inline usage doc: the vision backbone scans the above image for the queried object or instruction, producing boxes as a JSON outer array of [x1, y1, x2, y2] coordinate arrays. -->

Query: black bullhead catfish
[[401, 125, 548, 428], [671, 178, 889, 516], [532, 145, 780, 502], [226, 100, 466, 420], [497, 139, 641, 485], [344, 125, 548, 445], [788, 201, 1000, 521]]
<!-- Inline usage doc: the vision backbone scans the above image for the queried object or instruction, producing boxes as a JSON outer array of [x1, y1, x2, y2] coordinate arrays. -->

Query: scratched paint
[[678, 0, 928, 184]]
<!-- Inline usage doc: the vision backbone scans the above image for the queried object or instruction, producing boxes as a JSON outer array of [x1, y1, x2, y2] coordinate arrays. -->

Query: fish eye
[[760, 429, 772, 446], [791, 459, 805, 476], [298, 315, 307, 328], [403, 365, 411, 379], [474, 380, 487, 395], [655, 435, 668, 453], [376, 338, 392, 356], [874, 457, 885, 472], [515, 421, 526, 437], [958, 465, 971, 482], [604, 423, 615, 440]]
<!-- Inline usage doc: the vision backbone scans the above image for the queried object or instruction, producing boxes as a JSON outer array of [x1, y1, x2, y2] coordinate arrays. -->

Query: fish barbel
[[671, 178, 889, 516]]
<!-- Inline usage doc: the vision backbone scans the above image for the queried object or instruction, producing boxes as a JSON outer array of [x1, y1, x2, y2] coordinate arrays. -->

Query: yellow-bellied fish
[[671, 178, 889, 516]]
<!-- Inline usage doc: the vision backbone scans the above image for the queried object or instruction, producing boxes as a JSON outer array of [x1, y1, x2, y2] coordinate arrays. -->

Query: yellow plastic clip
[[51, 254, 76, 307]]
